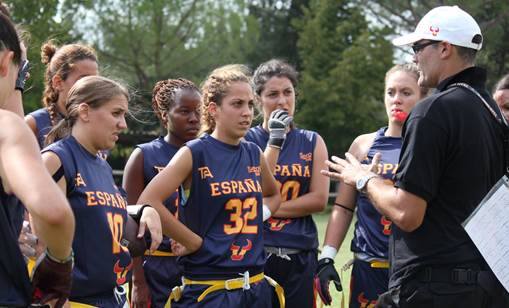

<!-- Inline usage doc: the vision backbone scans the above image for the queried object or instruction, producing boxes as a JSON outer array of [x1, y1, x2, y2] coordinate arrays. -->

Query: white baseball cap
[[392, 6, 483, 51]]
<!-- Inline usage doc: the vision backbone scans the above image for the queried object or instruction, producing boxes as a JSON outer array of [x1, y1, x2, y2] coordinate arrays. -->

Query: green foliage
[[296, 0, 393, 155], [8, 0, 78, 112], [246, 0, 308, 68], [363, 0, 509, 88]]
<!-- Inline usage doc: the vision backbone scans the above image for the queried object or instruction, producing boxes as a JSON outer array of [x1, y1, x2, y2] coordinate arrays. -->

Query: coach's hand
[[31, 250, 73, 308], [267, 109, 293, 149], [314, 258, 342, 305]]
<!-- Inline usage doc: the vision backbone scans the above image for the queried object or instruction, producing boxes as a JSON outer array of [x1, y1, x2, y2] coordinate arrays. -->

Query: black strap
[[52, 165, 65, 183], [334, 202, 354, 213], [415, 267, 482, 285], [449, 83, 509, 174]]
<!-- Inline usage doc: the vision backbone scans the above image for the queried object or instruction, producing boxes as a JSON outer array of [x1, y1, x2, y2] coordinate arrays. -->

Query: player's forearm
[[322, 205, 354, 249], [272, 192, 327, 218], [263, 191, 281, 214], [29, 195, 75, 260], [148, 200, 202, 251], [263, 146, 280, 174]]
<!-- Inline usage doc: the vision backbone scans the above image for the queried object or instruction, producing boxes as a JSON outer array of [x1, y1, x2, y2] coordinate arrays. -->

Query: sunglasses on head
[[411, 41, 441, 54]]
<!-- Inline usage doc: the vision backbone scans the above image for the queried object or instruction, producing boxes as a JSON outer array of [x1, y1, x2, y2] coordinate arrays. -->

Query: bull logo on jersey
[[357, 292, 377, 308], [429, 26, 440, 36], [381, 216, 392, 235], [230, 239, 252, 261], [267, 217, 292, 231], [113, 260, 133, 285], [198, 166, 214, 179], [299, 152, 312, 162], [75, 173, 86, 187]]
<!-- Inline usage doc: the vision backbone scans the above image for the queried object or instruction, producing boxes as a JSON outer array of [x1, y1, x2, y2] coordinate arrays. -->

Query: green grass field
[[313, 208, 356, 306]]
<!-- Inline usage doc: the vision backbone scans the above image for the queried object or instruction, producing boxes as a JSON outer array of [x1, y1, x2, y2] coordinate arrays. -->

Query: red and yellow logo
[[267, 217, 292, 231], [230, 239, 253, 261], [113, 260, 132, 285]]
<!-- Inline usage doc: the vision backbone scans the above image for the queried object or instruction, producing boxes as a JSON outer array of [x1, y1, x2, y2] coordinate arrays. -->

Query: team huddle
[[1, 4, 509, 308]]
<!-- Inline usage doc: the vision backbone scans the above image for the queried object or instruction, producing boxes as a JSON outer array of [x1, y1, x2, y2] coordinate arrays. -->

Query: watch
[[356, 173, 378, 193]]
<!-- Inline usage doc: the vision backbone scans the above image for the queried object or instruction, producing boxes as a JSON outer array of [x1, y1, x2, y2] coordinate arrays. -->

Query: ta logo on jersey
[[75, 173, 86, 187], [247, 166, 261, 176], [198, 166, 214, 179], [230, 239, 252, 261], [299, 152, 312, 162], [267, 217, 292, 231], [113, 260, 133, 285]]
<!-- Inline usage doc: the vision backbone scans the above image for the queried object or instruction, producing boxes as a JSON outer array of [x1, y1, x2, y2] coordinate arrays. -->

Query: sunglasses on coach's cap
[[411, 40, 441, 54]]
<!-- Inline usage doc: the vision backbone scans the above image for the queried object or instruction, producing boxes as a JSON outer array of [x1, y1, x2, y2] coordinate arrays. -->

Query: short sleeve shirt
[[389, 67, 506, 288]]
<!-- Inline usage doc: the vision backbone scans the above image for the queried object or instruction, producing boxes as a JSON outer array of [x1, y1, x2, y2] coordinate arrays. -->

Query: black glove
[[31, 250, 73, 308], [15, 59, 30, 93], [314, 257, 342, 305], [267, 109, 293, 149]]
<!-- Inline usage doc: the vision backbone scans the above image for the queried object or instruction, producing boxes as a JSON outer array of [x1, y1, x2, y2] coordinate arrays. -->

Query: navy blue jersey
[[0, 183, 31, 307], [28, 108, 52, 149], [178, 134, 265, 279], [137, 136, 179, 251], [245, 126, 318, 250], [351, 127, 401, 259], [43, 136, 131, 300]]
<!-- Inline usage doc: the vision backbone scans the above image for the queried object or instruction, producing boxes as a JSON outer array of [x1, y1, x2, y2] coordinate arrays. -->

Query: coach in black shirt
[[322, 6, 509, 308]]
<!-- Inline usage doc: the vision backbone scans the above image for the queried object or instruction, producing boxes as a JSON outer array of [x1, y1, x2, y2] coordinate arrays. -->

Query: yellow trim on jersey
[[166, 273, 285, 307], [370, 260, 389, 269], [69, 301, 97, 308], [144, 249, 176, 257]]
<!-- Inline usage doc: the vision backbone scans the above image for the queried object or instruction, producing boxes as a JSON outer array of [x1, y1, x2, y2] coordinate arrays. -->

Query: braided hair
[[41, 41, 97, 126], [152, 78, 200, 127], [200, 64, 252, 135]]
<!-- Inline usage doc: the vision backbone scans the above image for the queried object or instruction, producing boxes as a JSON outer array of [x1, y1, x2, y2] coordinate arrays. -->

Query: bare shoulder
[[24, 114, 37, 134], [0, 110, 34, 143], [348, 132, 377, 160]]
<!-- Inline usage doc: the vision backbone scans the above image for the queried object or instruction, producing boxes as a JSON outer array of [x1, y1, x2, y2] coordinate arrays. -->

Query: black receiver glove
[[31, 250, 73, 308], [314, 258, 342, 305], [267, 109, 293, 149]]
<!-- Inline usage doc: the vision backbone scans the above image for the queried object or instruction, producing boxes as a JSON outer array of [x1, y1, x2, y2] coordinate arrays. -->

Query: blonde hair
[[45, 76, 128, 145], [200, 64, 251, 134], [41, 41, 98, 126]]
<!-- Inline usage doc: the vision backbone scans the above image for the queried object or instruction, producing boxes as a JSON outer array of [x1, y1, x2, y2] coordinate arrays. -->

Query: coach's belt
[[167, 272, 285, 307], [144, 249, 175, 257], [354, 252, 389, 269]]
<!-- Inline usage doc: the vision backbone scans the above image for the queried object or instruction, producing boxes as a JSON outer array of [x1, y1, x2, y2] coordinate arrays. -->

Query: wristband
[[127, 204, 151, 224], [46, 248, 74, 264], [318, 245, 338, 260], [15, 59, 30, 93], [262, 204, 272, 221]]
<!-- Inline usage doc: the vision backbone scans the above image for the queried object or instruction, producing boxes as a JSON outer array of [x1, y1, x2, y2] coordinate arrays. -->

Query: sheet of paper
[[463, 175, 509, 292]]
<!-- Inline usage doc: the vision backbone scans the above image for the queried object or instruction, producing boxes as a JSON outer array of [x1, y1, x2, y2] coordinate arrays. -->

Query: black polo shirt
[[389, 67, 506, 288]]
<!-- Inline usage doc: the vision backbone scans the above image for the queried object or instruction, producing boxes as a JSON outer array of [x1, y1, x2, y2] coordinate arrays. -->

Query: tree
[[246, 0, 309, 69], [8, 0, 78, 112], [296, 0, 393, 155], [362, 0, 509, 87]]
